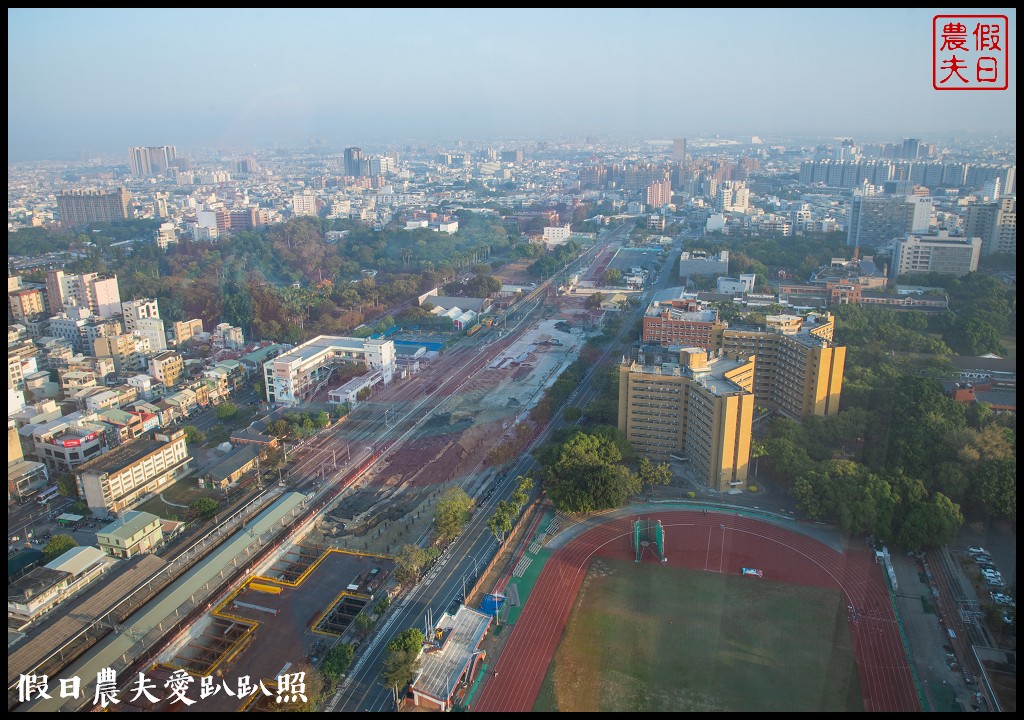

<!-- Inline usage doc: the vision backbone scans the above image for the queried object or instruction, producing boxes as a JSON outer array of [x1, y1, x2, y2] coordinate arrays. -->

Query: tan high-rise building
[[56, 189, 130, 228], [173, 318, 204, 345], [9, 287, 48, 323], [618, 348, 755, 491], [149, 351, 183, 388], [716, 312, 845, 421]]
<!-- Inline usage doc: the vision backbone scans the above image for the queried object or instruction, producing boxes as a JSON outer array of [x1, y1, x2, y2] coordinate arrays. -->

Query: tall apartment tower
[[344, 147, 364, 177], [122, 298, 166, 351], [846, 194, 931, 248], [45, 270, 121, 317], [128, 146, 177, 177], [965, 197, 1016, 256], [57, 189, 130, 228], [618, 348, 755, 491], [673, 138, 687, 162]]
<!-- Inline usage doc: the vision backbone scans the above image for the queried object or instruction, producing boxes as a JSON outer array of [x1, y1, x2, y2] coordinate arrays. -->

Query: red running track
[[473, 511, 920, 712]]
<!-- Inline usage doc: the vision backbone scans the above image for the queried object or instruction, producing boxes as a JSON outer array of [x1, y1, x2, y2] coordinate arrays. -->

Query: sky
[[7, 8, 1017, 159]]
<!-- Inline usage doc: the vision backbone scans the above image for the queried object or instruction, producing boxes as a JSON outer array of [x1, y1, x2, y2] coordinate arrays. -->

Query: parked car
[[973, 554, 993, 564], [967, 546, 987, 555]]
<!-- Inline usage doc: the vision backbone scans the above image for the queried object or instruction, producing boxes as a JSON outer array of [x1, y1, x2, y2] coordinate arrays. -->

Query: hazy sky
[[7, 8, 1017, 158]]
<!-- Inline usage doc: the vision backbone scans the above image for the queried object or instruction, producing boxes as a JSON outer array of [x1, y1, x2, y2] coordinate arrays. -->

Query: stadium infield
[[472, 510, 920, 712], [533, 557, 862, 712]]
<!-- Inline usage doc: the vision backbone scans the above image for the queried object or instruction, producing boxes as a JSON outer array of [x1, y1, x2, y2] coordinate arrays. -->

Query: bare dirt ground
[[303, 313, 589, 557], [493, 260, 534, 285]]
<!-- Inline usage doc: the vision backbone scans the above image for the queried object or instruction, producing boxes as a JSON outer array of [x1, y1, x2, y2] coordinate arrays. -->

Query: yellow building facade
[[618, 348, 755, 491]]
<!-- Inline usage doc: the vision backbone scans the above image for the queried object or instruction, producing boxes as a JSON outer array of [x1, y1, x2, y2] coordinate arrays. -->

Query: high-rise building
[[9, 286, 49, 323], [642, 299, 726, 347], [128, 146, 177, 177], [44, 271, 120, 317], [122, 298, 166, 351], [172, 318, 204, 345], [292, 190, 318, 217], [716, 313, 845, 421], [56, 189, 130, 228], [618, 348, 755, 490], [965, 198, 1016, 256], [149, 350, 183, 387], [84, 274, 121, 318], [74, 430, 192, 513], [846, 194, 931, 247], [716, 181, 749, 213], [344, 147, 364, 177], [673, 138, 687, 162], [500, 149, 524, 163], [645, 178, 672, 208], [889, 232, 982, 280], [901, 138, 921, 161], [155, 222, 178, 250]]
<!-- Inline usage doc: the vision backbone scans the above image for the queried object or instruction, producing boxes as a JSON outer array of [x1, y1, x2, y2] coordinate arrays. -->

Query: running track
[[473, 511, 920, 712]]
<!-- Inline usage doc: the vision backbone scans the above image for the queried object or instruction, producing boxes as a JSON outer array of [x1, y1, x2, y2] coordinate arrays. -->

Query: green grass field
[[534, 557, 862, 712]]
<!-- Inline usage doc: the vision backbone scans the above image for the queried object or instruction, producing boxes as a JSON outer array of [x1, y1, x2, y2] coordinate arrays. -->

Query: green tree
[[190, 497, 221, 518], [971, 458, 1016, 519], [637, 457, 672, 488], [562, 406, 582, 423], [540, 431, 641, 513], [943, 317, 1006, 356], [487, 500, 515, 544], [56, 473, 79, 499], [381, 639, 422, 709], [321, 643, 355, 682], [894, 493, 964, 550], [43, 534, 78, 561], [584, 292, 605, 310], [601, 268, 622, 285], [215, 401, 239, 421], [394, 544, 435, 585], [433, 487, 473, 543], [183, 425, 207, 444]]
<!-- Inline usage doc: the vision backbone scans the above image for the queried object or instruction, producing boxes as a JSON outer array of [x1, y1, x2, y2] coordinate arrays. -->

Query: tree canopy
[[536, 430, 641, 513], [433, 487, 473, 543]]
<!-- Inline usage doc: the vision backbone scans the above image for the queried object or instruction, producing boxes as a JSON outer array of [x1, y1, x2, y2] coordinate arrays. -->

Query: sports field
[[534, 557, 863, 712]]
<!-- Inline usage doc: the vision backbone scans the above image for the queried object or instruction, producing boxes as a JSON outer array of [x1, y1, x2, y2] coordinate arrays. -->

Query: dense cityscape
[[7, 8, 1016, 716]]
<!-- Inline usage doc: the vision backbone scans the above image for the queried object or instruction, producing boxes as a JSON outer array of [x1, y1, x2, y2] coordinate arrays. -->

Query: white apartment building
[[265, 336, 396, 406], [890, 232, 982, 281], [542, 224, 572, 245]]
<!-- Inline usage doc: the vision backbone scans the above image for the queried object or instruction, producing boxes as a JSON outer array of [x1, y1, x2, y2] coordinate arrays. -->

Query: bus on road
[[36, 486, 60, 504]]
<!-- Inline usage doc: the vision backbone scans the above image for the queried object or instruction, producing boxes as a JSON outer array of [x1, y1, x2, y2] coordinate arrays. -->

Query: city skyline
[[8, 8, 1017, 160]]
